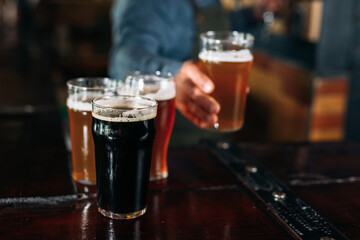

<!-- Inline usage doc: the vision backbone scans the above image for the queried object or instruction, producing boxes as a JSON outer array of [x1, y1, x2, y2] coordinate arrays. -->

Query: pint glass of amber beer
[[92, 95, 157, 219], [124, 71, 176, 181], [199, 31, 254, 132], [66, 78, 119, 185]]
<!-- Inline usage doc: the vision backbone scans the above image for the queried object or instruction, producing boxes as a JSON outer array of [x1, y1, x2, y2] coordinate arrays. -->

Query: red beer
[[124, 72, 176, 180], [151, 95, 176, 180]]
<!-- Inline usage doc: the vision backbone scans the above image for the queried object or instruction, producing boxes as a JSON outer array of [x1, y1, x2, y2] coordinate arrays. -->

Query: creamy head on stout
[[92, 97, 157, 122]]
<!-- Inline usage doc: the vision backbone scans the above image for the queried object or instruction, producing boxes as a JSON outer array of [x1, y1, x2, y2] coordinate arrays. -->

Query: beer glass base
[[206, 123, 243, 133], [75, 178, 96, 186], [98, 207, 147, 220], [75, 181, 96, 194], [150, 171, 168, 181]]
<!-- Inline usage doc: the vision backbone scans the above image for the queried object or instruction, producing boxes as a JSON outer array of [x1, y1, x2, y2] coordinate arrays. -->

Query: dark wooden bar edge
[[0, 138, 360, 239], [0, 93, 359, 239]]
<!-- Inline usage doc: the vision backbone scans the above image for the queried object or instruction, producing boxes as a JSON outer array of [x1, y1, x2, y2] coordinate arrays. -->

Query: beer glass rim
[[125, 71, 173, 80], [125, 71, 175, 87], [92, 95, 158, 111], [123, 71, 176, 101], [66, 77, 121, 91], [200, 31, 254, 45]]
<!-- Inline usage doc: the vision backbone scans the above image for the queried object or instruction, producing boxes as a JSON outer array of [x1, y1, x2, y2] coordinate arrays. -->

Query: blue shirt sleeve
[[108, 0, 196, 80]]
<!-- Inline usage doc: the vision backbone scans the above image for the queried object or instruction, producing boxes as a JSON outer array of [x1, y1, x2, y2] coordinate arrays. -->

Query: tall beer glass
[[92, 95, 157, 219], [66, 78, 119, 185], [199, 31, 254, 132], [123, 71, 176, 181]]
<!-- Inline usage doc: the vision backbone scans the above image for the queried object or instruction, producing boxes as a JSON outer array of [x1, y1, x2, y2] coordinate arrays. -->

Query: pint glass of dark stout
[[66, 78, 119, 185], [92, 95, 157, 219], [199, 31, 254, 132], [123, 71, 176, 181]]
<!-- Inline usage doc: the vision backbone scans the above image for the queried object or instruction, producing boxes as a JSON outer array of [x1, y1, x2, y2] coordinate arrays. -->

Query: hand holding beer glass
[[199, 31, 254, 132], [123, 71, 176, 181], [66, 78, 119, 185]]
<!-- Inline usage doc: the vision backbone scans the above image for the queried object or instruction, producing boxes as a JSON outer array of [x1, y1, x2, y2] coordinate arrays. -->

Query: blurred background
[[0, 0, 359, 146]]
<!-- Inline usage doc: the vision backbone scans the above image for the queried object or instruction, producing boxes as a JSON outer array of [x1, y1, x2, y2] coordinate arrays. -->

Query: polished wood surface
[[1, 113, 360, 240], [0, 114, 74, 198]]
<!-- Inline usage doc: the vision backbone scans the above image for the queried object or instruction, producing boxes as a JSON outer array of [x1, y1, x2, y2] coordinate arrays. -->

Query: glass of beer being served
[[92, 95, 157, 219], [199, 31, 254, 132], [123, 71, 176, 181], [66, 78, 120, 186]]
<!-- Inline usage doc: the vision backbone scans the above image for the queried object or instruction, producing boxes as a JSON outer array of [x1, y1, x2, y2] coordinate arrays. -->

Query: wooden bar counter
[[0, 110, 360, 239]]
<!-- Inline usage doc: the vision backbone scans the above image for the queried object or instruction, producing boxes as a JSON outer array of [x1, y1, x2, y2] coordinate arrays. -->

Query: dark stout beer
[[92, 95, 157, 219]]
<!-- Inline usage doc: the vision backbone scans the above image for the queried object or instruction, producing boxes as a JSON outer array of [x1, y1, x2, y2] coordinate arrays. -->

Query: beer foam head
[[199, 49, 253, 63], [142, 81, 176, 101], [66, 77, 122, 111], [92, 96, 157, 122], [122, 73, 176, 101], [67, 92, 108, 111], [67, 99, 92, 111]]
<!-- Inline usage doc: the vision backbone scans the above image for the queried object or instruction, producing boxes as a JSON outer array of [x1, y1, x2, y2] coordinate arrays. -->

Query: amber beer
[[66, 78, 119, 185], [123, 72, 175, 181], [199, 31, 254, 132], [67, 98, 95, 184]]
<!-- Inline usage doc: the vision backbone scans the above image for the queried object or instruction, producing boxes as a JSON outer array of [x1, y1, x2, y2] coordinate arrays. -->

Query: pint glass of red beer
[[123, 71, 176, 181], [199, 31, 254, 132], [66, 78, 120, 185]]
